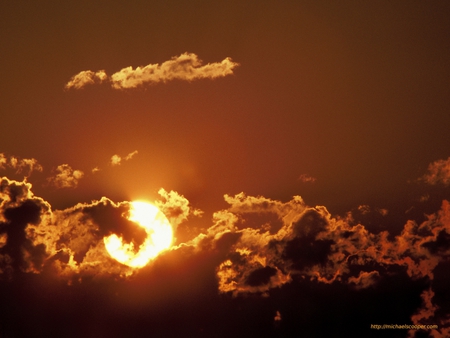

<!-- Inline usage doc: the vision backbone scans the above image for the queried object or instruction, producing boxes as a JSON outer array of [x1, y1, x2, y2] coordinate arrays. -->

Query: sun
[[103, 201, 173, 268]]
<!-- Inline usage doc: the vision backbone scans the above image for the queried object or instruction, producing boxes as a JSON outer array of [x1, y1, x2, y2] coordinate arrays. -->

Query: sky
[[1, 1, 450, 337]]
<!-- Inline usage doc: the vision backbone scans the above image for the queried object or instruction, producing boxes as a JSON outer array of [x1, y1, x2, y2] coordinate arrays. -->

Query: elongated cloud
[[110, 53, 238, 89], [46, 164, 84, 189], [297, 173, 316, 183], [65, 53, 239, 90]]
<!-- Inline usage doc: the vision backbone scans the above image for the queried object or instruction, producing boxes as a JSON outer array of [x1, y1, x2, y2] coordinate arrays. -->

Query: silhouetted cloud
[[1, 175, 449, 337]]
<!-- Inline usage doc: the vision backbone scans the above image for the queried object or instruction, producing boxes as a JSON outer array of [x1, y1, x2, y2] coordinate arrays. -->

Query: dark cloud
[[0, 178, 51, 277], [246, 266, 277, 286], [0, 177, 449, 337], [81, 198, 147, 246]]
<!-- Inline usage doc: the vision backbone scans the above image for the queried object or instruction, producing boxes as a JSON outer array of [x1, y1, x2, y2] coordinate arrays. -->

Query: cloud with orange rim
[[65, 53, 239, 90]]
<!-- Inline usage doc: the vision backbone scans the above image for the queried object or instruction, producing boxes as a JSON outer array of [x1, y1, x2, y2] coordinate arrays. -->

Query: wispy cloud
[[297, 174, 316, 183], [110, 150, 138, 166], [420, 156, 450, 185], [0, 153, 43, 177], [47, 164, 84, 189], [65, 53, 239, 90]]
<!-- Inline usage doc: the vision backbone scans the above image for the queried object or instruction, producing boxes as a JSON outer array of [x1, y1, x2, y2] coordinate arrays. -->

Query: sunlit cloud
[[110, 53, 239, 89], [0, 177, 203, 278], [0, 153, 6, 169], [110, 155, 121, 166], [46, 164, 84, 189], [65, 53, 239, 90], [155, 188, 203, 229], [64, 70, 107, 90], [0, 174, 449, 330], [110, 150, 138, 166], [124, 150, 138, 161], [421, 156, 450, 185], [0, 153, 43, 177]]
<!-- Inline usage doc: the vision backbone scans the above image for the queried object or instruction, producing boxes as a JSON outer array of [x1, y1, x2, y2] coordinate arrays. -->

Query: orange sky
[[1, 1, 449, 216], [1, 1, 450, 337]]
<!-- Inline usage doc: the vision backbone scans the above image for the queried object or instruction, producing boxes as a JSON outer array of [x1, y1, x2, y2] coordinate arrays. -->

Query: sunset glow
[[104, 201, 173, 268], [2, 1, 450, 336]]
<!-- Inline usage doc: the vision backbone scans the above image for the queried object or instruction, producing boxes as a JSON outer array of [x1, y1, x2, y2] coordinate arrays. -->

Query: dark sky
[[1, 1, 450, 337]]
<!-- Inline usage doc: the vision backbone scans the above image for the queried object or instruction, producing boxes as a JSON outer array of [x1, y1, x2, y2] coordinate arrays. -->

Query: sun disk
[[104, 201, 173, 268]]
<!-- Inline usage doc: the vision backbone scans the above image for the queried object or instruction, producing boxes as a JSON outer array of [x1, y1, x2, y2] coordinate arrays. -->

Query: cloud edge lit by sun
[[65, 53, 239, 90]]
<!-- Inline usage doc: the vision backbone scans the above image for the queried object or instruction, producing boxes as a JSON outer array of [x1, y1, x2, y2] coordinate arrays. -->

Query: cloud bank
[[65, 53, 239, 90], [1, 156, 449, 336], [0, 174, 449, 336]]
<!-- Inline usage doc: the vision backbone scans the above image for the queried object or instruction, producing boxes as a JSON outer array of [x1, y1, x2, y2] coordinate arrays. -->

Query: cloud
[[421, 157, 450, 186], [46, 164, 84, 189], [110, 53, 239, 89], [184, 191, 450, 305], [155, 188, 203, 228], [297, 173, 316, 183], [64, 70, 107, 90], [274, 310, 282, 322], [0, 177, 205, 279], [0, 177, 51, 276], [65, 53, 239, 90], [110, 155, 122, 166], [0, 153, 6, 169], [1, 178, 449, 336], [1, 180, 448, 291], [0, 153, 43, 177], [110, 150, 138, 166], [124, 150, 138, 161]]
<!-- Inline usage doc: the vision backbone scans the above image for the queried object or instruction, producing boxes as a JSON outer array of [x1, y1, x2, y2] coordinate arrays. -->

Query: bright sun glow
[[103, 201, 173, 268]]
